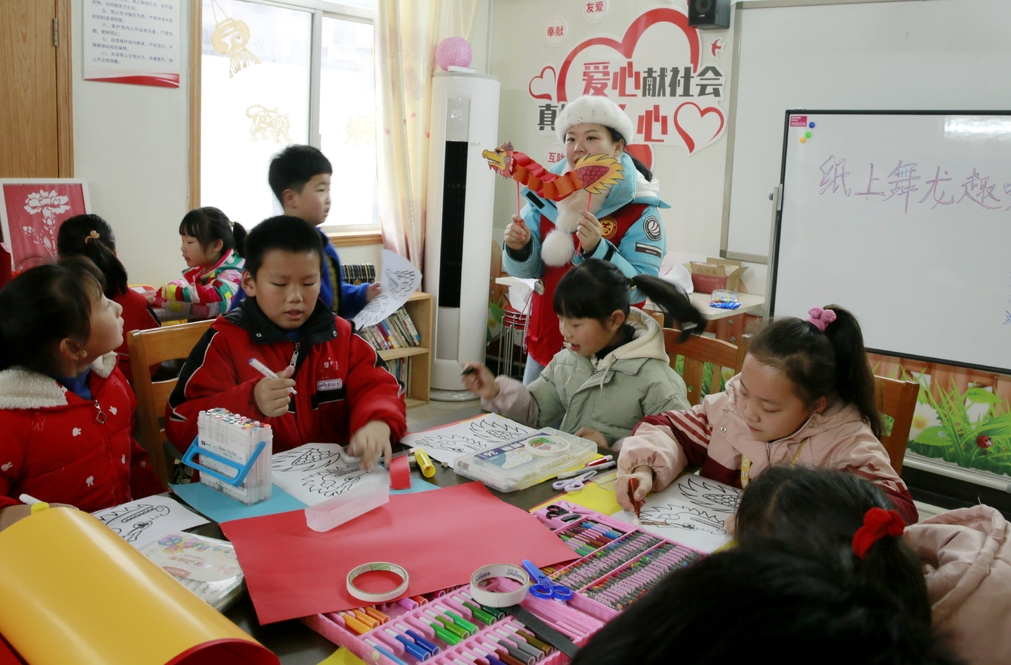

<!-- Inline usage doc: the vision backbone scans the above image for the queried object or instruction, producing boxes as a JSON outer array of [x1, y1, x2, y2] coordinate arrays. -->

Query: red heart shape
[[528, 66, 557, 101], [557, 8, 700, 103], [673, 102, 725, 154]]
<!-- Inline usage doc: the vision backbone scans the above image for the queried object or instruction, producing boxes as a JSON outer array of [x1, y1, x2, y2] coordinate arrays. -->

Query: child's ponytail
[[820, 305, 883, 439], [554, 259, 703, 336], [629, 274, 704, 342], [56, 214, 128, 298], [749, 304, 883, 437], [231, 221, 247, 259]]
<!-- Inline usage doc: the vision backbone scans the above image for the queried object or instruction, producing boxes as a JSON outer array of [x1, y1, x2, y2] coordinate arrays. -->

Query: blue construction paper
[[171, 477, 440, 524], [170, 482, 307, 523]]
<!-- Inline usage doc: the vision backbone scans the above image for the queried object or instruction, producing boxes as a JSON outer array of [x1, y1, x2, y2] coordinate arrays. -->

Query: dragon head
[[482, 142, 514, 176]]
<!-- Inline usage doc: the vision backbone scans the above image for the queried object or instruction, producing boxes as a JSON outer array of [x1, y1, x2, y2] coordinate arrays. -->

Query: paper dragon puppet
[[482, 143, 624, 266]]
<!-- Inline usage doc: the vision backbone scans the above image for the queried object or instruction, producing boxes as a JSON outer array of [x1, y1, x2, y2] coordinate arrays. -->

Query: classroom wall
[[71, 0, 192, 287]]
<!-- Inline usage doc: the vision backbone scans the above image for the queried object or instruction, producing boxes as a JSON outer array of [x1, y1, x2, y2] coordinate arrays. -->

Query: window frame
[[187, 0, 380, 241]]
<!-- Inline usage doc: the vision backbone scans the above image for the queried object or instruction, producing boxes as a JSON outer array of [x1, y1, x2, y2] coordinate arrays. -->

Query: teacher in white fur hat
[[502, 94, 670, 385]]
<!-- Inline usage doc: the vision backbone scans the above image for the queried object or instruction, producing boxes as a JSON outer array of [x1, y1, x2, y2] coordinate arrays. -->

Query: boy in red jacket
[[165, 216, 406, 470]]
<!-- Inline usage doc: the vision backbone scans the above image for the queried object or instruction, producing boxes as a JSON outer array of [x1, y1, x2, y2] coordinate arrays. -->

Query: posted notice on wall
[[84, 0, 181, 88]]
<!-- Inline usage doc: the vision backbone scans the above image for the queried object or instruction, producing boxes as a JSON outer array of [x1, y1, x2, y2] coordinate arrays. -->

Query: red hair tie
[[852, 507, 905, 559]]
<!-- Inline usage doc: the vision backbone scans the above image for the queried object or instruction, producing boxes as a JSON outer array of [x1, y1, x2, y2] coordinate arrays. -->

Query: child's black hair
[[56, 214, 128, 298], [748, 305, 883, 437], [571, 539, 957, 665], [268, 145, 333, 204], [735, 465, 931, 627], [242, 215, 324, 279], [0, 258, 105, 375], [553, 259, 704, 341], [605, 127, 652, 181], [178, 207, 246, 261]]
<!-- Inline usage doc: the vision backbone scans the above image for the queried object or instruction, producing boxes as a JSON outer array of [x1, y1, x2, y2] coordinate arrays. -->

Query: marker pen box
[[305, 482, 390, 532], [453, 429, 597, 492]]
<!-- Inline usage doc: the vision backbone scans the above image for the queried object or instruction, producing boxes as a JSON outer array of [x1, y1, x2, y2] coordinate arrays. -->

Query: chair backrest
[[664, 329, 751, 406], [873, 376, 920, 475], [128, 320, 213, 485]]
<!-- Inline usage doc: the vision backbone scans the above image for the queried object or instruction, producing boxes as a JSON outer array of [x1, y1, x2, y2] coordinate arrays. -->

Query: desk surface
[[218, 406, 571, 663]]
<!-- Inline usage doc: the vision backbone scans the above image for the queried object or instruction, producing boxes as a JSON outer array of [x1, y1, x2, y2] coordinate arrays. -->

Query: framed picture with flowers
[[0, 179, 91, 272]]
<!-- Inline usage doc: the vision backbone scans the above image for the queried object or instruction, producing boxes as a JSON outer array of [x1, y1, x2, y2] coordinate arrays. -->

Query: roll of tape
[[346, 562, 410, 603], [469, 563, 530, 608]]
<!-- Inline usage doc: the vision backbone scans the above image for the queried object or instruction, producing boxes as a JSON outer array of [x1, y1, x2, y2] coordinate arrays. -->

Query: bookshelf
[[377, 291, 433, 407]]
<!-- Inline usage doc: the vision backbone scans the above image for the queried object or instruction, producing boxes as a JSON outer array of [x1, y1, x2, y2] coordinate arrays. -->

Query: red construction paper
[[221, 482, 577, 624]]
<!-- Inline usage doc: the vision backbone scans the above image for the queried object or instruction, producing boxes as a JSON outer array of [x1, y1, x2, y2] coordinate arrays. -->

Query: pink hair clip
[[806, 306, 837, 332]]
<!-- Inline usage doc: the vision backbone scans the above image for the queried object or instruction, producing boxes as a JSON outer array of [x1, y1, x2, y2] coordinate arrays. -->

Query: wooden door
[[0, 0, 72, 178]]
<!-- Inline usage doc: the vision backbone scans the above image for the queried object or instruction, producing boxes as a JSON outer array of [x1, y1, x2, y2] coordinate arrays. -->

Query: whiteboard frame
[[768, 109, 1011, 376]]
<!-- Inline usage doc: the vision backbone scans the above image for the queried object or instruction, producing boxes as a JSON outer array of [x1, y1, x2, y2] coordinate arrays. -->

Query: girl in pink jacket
[[616, 305, 917, 522]]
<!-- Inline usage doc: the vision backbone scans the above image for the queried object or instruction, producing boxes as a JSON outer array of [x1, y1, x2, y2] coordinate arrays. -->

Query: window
[[199, 0, 377, 232]]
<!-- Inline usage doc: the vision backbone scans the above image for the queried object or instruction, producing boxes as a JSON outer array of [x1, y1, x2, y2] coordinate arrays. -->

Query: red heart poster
[[0, 181, 90, 271]]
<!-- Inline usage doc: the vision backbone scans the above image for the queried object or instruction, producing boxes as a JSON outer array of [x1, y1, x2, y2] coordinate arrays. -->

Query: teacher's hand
[[575, 211, 603, 255], [504, 215, 531, 251]]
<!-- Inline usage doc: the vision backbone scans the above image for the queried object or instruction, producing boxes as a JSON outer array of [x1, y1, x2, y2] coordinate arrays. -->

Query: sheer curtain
[[374, 0, 478, 269]]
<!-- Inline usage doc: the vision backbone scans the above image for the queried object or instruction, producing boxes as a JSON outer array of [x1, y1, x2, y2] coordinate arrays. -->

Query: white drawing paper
[[351, 249, 423, 329], [271, 443, 389, 506], [401, 413, 538, 465], [612, 474, 742, 553], [92, 495, 209, 550]]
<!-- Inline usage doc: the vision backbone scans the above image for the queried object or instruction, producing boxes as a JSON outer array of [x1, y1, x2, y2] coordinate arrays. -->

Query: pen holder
[[183, 437, 266, 486]]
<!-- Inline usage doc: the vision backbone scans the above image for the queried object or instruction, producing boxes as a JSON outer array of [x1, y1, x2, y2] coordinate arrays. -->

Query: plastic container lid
[[304, 483, 390, 532]]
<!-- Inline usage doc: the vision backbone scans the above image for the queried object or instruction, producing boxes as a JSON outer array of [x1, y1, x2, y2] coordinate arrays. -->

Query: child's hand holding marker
[[460, 363, 499, 399], [250, 358, 297, 418], [614, 465, 652, 515]]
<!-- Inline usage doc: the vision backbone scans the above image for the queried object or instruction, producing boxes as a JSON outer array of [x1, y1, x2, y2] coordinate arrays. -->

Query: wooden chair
[[874, 376, 920, 475], [128, 320, 213, 486], [664, 329, 751, 406]]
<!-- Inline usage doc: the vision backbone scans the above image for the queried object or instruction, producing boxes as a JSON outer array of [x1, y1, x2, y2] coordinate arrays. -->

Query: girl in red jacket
[[57, 214, 160, 381], [0, 259, 163, 532]]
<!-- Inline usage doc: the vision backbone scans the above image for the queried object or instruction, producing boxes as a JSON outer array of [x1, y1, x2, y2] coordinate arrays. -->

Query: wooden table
[[688, 291, 765, 344], [215, 406, 574, 663]]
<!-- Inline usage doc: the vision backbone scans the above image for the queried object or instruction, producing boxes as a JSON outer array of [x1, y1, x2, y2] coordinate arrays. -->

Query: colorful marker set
[[531, 501, 706, 620], [304, 584, 602, 665], [581, 542, 703, 611], [196, 408, 272, 504]]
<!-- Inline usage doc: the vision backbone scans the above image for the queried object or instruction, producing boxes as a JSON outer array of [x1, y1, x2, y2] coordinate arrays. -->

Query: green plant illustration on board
[[903, 370, 1011, 476]]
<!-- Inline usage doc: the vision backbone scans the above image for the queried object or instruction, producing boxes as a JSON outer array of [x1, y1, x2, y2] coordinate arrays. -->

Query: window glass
[[201, 0, 311, 227], [319, 16, 377, 229]]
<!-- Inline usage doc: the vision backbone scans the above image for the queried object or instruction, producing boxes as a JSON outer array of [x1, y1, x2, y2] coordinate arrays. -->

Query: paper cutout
[[402, 413, 537, 464], [482, 145, 624, 202], [220, 482, 577, 624], [351, 249, 423, 329], [613, 474, 742, 553], [0, 508, 277, 665], [271, 443, 389, 506], [91, 495, 208, 551]]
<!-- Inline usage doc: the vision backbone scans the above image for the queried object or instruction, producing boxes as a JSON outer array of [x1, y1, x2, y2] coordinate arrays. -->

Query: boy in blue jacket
[[232, 145, 380, 317]]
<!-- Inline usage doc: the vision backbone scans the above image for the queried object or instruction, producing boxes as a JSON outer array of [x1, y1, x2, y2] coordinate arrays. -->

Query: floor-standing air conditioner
[[424, 71, 501, 391]]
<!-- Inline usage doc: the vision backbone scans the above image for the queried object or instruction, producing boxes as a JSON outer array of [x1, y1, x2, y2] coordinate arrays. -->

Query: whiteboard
[[770, 111, 1011, 374], [726, 0, 1011, 260]]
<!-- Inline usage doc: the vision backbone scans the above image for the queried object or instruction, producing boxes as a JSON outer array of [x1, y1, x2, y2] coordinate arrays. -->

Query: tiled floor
[[407, 399, 948, 522]]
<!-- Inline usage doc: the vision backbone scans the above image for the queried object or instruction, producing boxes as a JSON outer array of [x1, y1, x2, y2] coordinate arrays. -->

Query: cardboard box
[[686, 258, 747, 293]]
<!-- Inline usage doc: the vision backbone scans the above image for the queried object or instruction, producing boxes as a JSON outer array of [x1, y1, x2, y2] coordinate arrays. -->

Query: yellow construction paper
[[0, 508, 277, 665], [317, 647, 366, 665], [529, 470, 622, 516]]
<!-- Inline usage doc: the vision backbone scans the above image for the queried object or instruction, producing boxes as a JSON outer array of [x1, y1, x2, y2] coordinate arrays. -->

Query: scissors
[[544, 504, 583, 523], [522, 559, 574, 601], [552, 469, 596, 492]]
